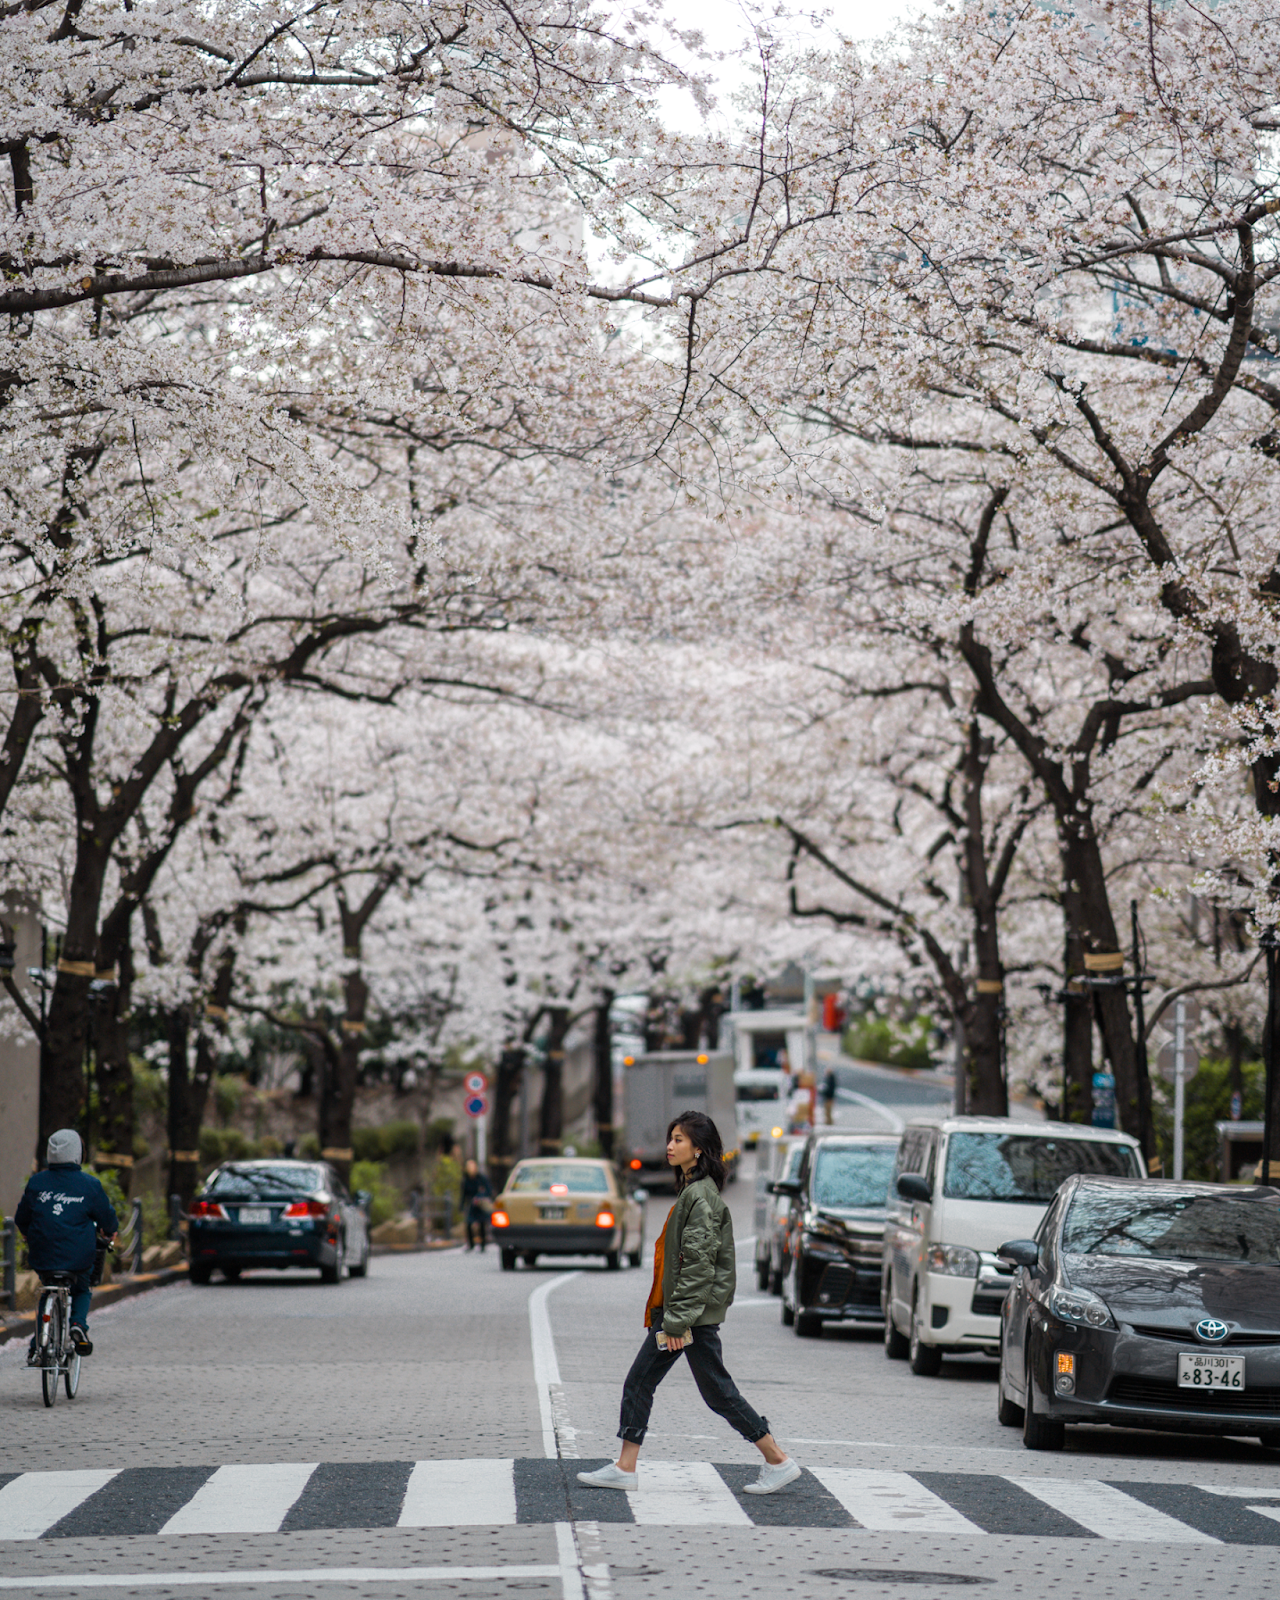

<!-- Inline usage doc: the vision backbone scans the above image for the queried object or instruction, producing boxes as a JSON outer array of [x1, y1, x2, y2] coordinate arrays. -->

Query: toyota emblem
[[1195, 1318, 1230, 1343]]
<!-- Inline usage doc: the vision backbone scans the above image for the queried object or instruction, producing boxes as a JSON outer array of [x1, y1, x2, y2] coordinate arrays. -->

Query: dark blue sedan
[[188, 1160, 371, 1285]]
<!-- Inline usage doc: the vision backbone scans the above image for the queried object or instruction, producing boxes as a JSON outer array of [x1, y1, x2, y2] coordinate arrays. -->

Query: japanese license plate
[[238, 1207, 271, 1225], [539, 1206, 567, 1220], [1178, 1352, 1244, 1390]]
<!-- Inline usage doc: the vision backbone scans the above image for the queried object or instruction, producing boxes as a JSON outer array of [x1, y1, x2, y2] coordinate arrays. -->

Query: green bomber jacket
[[661, 1174, 737, 1336]]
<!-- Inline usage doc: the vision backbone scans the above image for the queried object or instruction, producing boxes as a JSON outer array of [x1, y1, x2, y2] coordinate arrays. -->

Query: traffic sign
[[1156, 1040, 1199, 1084], [464, 1072, 487, 1095], [464, 1094, 488, 1119]]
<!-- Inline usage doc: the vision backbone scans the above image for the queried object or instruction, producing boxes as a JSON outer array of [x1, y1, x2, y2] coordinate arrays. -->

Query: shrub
[[1151, 1056, 1264, 1183], [842, 1011, 934, 1071], [350, 1160, 399, 1227], [212, 1074, 247, 1126], [199, 1127, 256, 1167], [352, 1120, 420, 1162]]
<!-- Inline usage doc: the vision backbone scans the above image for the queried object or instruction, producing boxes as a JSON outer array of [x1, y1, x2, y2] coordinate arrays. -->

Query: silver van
[[883, 1116, 1144, 1374]]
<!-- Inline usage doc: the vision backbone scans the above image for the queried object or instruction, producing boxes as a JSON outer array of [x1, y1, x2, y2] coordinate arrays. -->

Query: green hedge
[[352, 1121, 421, 1162]]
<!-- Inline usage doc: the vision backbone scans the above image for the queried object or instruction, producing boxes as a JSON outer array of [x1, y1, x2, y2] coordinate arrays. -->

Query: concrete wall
[[0, 904, 42, 1216]]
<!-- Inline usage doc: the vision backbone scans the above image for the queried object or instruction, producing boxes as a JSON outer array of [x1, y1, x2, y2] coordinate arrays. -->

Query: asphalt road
[[4, 1147, 1280, 1600]]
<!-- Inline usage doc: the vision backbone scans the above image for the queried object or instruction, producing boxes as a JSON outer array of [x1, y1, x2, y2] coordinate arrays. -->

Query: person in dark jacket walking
[[577, 1111, 800, 1496], [460, 1159, 495, 1251], [15, 1129, 118, 1358]]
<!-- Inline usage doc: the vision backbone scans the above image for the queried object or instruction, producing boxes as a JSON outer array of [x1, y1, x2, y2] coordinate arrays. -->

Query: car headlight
[[801, 1229, 847, 1256], [1049, 1285, 1115, 1330], [927, 1244, 980, 1277]]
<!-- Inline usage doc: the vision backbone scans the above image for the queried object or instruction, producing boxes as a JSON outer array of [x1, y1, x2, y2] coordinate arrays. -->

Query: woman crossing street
[[578, 1111, 800, 1496]]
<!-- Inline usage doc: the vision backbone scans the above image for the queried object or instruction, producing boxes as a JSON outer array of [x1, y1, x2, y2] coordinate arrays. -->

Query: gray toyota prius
[[998, 1174, 1280, 1451]]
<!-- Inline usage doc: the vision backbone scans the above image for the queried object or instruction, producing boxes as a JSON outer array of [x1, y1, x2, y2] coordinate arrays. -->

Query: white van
[[734, 1068, 789, 1148], [883, 1116, 1144, 1374]]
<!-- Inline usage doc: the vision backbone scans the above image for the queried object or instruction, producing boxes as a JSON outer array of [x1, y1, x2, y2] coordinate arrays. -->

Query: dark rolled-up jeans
[[618, 1324, 769, 1445]]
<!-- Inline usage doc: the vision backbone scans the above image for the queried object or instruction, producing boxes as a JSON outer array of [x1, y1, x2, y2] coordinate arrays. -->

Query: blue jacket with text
[[14, 1164, 119, 1273]]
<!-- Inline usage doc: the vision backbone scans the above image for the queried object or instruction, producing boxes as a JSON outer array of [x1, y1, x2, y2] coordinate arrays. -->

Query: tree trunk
[[93, 927, 135, 1197], [39, 843, 111, 1145], [322, 966, 367, 1189], [593, 990, 615, 1157], [491, 1045, 525, 1190], [165, 1006, 200, 1211], [539, 1007, 570, 1154], [1060, 892, 1094, 1124]]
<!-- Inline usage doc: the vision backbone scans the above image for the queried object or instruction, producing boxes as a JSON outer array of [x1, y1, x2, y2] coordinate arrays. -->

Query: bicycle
[[30, 1233, 114, 1408], [32, 1271, 81, 1407]]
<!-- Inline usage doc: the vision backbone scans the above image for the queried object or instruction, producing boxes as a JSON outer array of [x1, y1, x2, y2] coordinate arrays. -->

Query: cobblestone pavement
[[5, 1128, 1280, 1599]]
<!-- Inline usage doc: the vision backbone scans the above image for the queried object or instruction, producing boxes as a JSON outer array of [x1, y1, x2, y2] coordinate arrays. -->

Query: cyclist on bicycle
[[15, 1129, 118, 1359]]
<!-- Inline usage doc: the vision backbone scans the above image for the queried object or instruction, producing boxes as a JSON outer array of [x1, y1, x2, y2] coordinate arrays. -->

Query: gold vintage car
[[491, 1158, 646, 1271]]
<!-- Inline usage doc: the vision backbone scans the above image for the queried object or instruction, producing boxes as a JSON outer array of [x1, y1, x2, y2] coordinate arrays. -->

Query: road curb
[[370, 1240, 462, 1256], [0, 1265, 189, 1346]]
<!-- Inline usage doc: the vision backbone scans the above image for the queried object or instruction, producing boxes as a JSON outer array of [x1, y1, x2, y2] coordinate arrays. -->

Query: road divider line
[[812, 1468, 985, 1535], [398, 1459, 516, 1527], [834, 1089, 905, 1132], [0, 1565, 561, 1589], [158, 1463, 317, 1536], [529, 1271, 581, 1460], [1008, 1477, 1219, 1543], [0, 1470, 118, 1541]]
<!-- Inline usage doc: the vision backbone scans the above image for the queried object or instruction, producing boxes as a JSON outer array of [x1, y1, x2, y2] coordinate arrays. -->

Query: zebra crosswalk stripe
[[158, 1463, 319, 1537], [0, 1470, 119, 1541], [812, 1468, 985, 1536], [1007, 1477, 1220, 1544], [0, 1460, 1277, 1543]]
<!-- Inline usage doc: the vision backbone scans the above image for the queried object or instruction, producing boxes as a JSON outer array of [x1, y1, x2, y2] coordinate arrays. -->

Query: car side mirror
[[997, 1238, 1040, 1270], [896, 1173, 932, 1204], [769, 1179, 802, 1197]]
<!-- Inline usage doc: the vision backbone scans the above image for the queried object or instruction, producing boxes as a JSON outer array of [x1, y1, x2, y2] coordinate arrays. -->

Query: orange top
[[645, 1207, 673, 1328]]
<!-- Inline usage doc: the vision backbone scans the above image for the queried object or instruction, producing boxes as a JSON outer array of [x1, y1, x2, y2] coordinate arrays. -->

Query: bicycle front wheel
[[40, 1298, 62, 1407], [64, 1350, 81, 1400]]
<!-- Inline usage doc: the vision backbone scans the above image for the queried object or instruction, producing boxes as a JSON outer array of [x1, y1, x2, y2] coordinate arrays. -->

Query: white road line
[[556, 1521, 586, 1600], [834, 1089, 905, 1132], [528, 1271, 581, 1459], [1200, 1485, 1280, 1497], [0, 1471, 118, 1541], [1008, 1477, 1219, 1543], [627, 1461, 751, 1527], [158, 1463, 317, 1536], [0, 1566, 560, 1590], [812, 1468, 985, 1535], [397, 1459, 516, 1527]]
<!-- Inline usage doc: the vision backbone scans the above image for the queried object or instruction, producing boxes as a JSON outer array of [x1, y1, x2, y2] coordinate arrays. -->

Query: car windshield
[[785, 1146, 805, 1181], [813, 1145, 898, 1209], [737, 1082, 781, 1102], [1063, 1189, 1280, 1262], [206, 1164, 327, 1199], [943, 1134, 1137, 1203], [510, 1163, 609, 1194]]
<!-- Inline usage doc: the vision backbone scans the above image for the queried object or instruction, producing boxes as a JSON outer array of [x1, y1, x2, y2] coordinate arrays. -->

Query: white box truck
[[620, 1049, 740, 1188]]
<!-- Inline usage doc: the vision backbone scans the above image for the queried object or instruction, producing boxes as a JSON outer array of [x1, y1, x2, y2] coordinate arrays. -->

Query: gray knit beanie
[[46, 1129, 83, 1166]]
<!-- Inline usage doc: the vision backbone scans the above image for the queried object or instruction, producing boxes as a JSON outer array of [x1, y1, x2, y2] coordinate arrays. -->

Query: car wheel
[[500, 1248, 516, 1271], [189, 1264, 213, 1285], [348, 1237, 370, 1279], [796, 1310, 823, 1338], [781, 1290, 795, 1327], [320, 1235, 345, 1285], [606, 1251, 621, 1271], [997, 1356, 1024, 1426], [1258, 1432, 1280, 1452], [628, 1243, 643, 1268], [884, 1307, 909, 1361], [757, 1260, 771, 1292], [1022, 1338, 1066, 1450], [523, 1253, 537, 1267], [222, 1265, 241, 1282], [768, 1262, 783, 1296], [909, 1301, 943, 1376]]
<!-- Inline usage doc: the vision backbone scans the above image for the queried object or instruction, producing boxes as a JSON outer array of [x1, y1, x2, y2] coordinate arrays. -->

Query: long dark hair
[[668, 1111, 726, 1193]]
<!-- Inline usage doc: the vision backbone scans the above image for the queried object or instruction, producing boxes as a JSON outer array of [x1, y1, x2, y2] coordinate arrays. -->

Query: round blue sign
[[464, 1094, 487, 1118]]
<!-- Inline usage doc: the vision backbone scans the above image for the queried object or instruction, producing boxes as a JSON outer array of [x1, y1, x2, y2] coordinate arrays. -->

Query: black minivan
[[774, 1131, 901, 1337]]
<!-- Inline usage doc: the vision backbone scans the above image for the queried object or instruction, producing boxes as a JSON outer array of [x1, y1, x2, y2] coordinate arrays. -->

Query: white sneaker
[[743, 1458, 801, 1495], [576, 1463, 637, 1491]]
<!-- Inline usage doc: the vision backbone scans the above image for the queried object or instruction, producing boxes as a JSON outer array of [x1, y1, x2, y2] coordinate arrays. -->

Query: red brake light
[[189, 1200, 227, 1220], [629, 1160, 642, 1171], [595, 1211, 616, 1228], [491, 1210, 510, 1228], [283, 1199, 330, 1218]]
